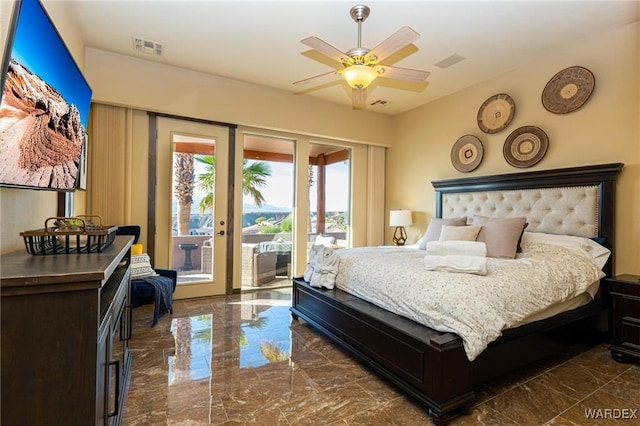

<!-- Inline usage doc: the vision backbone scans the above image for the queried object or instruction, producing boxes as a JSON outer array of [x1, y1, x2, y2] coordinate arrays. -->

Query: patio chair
[[242, 243, 277, 287]]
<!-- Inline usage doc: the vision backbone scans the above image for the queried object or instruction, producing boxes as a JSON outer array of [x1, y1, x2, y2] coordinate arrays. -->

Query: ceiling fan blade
[[366, 26, 419, 63], [301, 36, 348, 64], [377, 65, 430, 82], [352, 88, 367, 109], [293, 70, 341, 87]]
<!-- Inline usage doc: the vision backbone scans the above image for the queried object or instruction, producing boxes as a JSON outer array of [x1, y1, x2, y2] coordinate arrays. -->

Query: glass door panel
[[241, 135, 294, 291], [308, 143, 351, 249], [156, 118, 229, 298], [171, 138, 215, 284]]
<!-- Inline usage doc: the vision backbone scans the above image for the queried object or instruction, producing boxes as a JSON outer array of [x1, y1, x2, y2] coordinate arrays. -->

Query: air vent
[[434, 54, 465, 69], [370, 99, 389, 106], [133, 37, 163, 56]]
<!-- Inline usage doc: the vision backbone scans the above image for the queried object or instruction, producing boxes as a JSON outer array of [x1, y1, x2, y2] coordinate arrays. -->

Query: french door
[[155, 117, 232, 298]]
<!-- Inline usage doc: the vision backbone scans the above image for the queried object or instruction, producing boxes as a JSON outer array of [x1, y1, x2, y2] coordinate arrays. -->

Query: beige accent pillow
[[131, 253, 158, 279], [472, 215, 527, 259], [439, 225, 482, 242], [419, 217, 467, 249]]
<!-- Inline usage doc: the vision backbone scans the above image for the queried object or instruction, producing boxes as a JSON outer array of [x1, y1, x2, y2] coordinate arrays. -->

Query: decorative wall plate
[[503, 126, 549, 168], [451, 135, 483, 173], [542, 66, 595, 114], [477, 93, 515, 134]]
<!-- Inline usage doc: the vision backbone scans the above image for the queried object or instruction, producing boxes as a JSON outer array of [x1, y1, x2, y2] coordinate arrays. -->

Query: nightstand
[[602, 274, 640, 363]]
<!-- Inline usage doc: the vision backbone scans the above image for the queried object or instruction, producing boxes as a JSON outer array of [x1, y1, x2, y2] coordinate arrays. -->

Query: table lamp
[[389, 210, 412, 246]]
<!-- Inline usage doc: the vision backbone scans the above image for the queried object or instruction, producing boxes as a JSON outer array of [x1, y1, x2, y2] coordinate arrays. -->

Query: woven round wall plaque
[[477, 93, 515, 134], [451, 135, 483, 173], [503, 126, 549, 168], [542, 66, 595, 114]]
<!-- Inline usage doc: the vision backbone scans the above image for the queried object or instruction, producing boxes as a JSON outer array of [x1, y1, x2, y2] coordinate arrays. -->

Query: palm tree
[[195, 156, 271, 213], [242, 160, 271, 207], [194, 155, 216, 214], [170, 316, 192, 383], [174, 153, 195, 235]]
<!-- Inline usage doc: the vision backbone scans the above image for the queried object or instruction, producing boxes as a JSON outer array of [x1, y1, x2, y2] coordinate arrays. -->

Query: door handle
[[216, 230, 225, 236]]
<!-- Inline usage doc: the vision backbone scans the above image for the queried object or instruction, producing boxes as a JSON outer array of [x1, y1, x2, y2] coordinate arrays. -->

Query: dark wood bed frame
[[290, 163, 623, 425]]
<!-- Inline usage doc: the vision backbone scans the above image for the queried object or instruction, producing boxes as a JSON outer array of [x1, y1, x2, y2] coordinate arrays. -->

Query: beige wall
[[0, 0, 87, 253], [84, 48, 393, 147], [387, 22, 640, 275]]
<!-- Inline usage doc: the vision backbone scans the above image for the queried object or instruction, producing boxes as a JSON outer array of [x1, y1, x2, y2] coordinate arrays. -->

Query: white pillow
[[439, 225, 482, 242], [314, 235, 336, 247], [419, 217, 468, 250], [521, 232, 611, 270]]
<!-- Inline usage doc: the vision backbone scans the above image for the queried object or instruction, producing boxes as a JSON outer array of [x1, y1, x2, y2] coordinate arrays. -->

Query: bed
[[290, 163, 623, 425]]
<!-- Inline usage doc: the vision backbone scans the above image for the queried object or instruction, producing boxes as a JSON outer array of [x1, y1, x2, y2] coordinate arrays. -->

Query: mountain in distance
[[242, 203, 291, 213], [172, 197, 291, 215]]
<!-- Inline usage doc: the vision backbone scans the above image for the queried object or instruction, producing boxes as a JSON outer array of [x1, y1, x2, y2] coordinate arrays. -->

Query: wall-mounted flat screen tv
[[0, 0, 92, 191]]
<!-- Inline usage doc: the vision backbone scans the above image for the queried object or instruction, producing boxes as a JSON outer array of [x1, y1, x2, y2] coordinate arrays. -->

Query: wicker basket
[[20, 215, 117, 255]]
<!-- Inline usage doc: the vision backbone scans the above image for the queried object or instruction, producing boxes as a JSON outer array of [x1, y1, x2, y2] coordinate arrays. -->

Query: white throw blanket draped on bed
[[426, 241, 487, 257], [424, 241, 487, 275], [424, 255, 487, 275], [334, 242, 605, 361]]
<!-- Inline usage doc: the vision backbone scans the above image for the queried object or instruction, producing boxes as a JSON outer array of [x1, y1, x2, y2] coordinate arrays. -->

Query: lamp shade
[[389, 210, 412, 227], [343, 64, 378, 89]]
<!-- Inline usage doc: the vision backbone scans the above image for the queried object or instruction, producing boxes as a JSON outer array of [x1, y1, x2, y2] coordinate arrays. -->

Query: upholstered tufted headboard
[[432, 163, 623, 276], [441, 186, 599, 238]]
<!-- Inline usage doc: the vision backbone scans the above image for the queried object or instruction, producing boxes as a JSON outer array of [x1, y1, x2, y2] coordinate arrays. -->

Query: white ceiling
[[66, 0, 638, 115]]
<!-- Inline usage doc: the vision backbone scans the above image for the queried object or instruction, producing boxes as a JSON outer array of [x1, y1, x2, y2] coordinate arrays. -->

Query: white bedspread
[[334, 242, 605, 361], [424, 255, 487, 275]]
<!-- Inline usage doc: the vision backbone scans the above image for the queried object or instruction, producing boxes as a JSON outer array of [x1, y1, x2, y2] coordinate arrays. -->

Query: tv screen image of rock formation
[[0, 58, 85, 190]]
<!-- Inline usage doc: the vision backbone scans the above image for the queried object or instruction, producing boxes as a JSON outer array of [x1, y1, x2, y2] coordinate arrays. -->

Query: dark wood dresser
[[1, 236, 133, 426], [602, 274, 640, 363]]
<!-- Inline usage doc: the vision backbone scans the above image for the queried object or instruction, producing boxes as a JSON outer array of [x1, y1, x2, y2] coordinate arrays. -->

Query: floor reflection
[[165, 298, 293, 380], [123, 287, 639, 425], [165, 291, 293, 381], [168, 315, 213, 383], [239, 306, 291, 368]]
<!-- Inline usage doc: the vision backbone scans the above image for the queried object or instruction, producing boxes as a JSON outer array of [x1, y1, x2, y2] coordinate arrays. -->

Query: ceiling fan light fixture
[[296, 4, 428, 108], [343, 64, 378, 89]]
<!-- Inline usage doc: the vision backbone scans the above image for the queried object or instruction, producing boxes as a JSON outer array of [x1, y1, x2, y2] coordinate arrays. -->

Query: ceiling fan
[[294, 4, 430, 109]]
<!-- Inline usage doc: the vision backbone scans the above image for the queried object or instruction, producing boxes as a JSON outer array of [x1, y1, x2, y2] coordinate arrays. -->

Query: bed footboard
[[290, 278, 474, 423]]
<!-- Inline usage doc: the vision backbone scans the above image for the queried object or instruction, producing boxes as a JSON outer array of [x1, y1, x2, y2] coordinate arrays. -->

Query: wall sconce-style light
[[389, 210, 412, 246]]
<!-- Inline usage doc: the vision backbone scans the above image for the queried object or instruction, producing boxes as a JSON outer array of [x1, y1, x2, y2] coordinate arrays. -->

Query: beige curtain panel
[[87, 103, 134, 226]]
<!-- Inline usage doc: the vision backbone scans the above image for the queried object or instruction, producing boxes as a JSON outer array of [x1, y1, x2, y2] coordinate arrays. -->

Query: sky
[[193, 159, 350, 212], [243, 161, 350, 212]]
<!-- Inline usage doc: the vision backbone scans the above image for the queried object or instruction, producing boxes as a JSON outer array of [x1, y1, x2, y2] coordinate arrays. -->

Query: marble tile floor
[[122, 288, 639, 425]]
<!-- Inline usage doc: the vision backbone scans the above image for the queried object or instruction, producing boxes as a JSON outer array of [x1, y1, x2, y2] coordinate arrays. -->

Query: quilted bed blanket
[[334, 242, 605, 360]]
